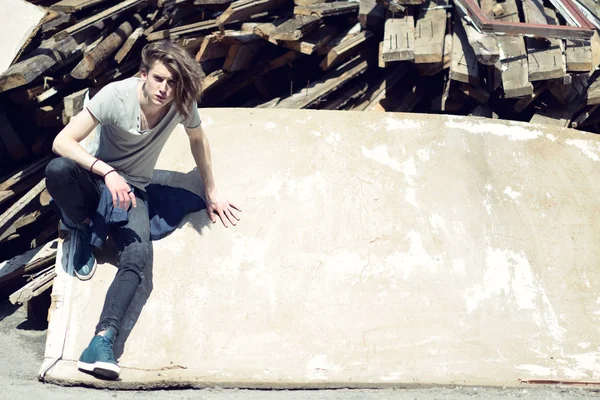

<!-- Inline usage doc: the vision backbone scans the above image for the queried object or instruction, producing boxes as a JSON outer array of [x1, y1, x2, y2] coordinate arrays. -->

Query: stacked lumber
[[3, 0, 600, 310]]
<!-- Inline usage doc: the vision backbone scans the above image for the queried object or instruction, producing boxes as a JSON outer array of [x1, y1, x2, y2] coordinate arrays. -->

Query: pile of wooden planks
[[3, 0, 600, 305]]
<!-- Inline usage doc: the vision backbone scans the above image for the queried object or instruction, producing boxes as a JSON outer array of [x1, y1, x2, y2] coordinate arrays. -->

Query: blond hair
[[140, 41, 204, 119]]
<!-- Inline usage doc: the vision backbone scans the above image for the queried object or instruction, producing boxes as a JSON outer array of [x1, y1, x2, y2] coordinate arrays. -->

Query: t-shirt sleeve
[[182, 105, 201, 129], [85, 83, 118, 125]]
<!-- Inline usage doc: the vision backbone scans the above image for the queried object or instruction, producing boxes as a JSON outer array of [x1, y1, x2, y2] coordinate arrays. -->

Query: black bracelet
[[90, 159, 100, 173], [103, 169, 117, 178]]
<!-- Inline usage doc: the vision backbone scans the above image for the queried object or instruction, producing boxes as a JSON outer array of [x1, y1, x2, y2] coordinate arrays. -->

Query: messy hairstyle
[[140, 41, 204, 119]]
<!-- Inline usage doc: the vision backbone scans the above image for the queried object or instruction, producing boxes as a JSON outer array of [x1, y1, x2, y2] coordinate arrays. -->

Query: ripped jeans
[[45, 157, 152, 336]]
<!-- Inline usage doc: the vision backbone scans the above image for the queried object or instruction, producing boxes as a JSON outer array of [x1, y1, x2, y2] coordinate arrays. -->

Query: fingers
[[129, 190, 137, 208], [229, 202, 242, 213]]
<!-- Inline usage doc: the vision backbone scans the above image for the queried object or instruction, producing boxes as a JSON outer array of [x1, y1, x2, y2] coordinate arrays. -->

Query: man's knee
[[45, 157, 77, 183], [119, 240, 152, 276]]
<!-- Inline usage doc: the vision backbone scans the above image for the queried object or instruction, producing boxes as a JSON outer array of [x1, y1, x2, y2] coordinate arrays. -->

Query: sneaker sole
[[77, 360, 120, 380], [74, 259, 97, 281]]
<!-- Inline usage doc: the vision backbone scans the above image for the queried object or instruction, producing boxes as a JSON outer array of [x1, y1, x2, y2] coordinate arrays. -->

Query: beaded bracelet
[[90, 159, 100, 173], [103, 169, 117, 178]]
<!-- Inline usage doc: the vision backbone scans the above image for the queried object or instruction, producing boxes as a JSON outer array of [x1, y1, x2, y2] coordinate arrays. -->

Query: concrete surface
[[3, 299, 600, 399], [40, 108, 600, 389]]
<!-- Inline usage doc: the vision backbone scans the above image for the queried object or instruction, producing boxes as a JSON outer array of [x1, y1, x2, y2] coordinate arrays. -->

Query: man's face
[[141, 61, 176, 107]]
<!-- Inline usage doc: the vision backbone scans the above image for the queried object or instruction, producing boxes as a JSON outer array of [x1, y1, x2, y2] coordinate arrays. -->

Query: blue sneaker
[[67, 223, 97, 281], [77, 327, 120, 379]]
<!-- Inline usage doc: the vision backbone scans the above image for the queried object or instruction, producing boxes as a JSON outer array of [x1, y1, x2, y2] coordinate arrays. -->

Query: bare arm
[[185, 124, 240, 227], [52, 108, 135, 209]]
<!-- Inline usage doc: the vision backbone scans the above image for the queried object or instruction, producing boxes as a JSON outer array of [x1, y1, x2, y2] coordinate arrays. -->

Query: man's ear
[[140, 67, 148, 81]]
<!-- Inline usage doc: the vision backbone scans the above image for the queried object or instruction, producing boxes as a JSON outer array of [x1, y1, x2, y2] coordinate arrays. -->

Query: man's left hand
[[205, 189, 241, 227]]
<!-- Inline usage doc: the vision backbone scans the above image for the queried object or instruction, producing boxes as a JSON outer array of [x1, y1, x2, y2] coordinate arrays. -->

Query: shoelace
[[99, 336, 116, 362]]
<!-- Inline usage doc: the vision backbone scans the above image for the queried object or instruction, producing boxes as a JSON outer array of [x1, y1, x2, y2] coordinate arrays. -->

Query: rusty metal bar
[[455, 0, 594, 40]]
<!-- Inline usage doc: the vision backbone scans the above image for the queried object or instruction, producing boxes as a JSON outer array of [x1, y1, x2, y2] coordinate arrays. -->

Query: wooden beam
[[276, 56, 368, 109], [196, 33, 231, 62], [414, 0, 447, 64], [0, 239, 57, 284], [147, 19, 218, 41], [223, 41, 266, 72], [10, 267, 56, 305], [0, 36, 81, 93], [281, 24, 339, 55], [115, 23, 146, 64], [513, 82, 547, 112], [321, 30, 373, 70], [359, 0, 385, 30], [494, 0, 532, 98], [55, 0, 144, 40], [270, 15, 321, 41], [0, 179, 46, 240], [50, 0, 110, 12], [457, 7, 499, 65], [217, 0, 288, 31], [0, 156, 51, 192], [62, 87, 88, 125], [523, 4, 565, 81], [450, 12, 479, 84], [294, 1, 359, 17], [566, 39, 592, 72], [71, 14, 143, 79], [381, 16, 415, 62]]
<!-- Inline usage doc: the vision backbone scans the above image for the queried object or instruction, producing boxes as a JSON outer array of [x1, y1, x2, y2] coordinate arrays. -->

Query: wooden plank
[[0, 155, 50, 191], [276, 56, 368, 109], [414, 32, 451, 76], [357, 63, 411, 110], [71, 15, 142, 79], [494, 0, 532, 98], [147, 19, 218, 41], [56, 0, 144, 39], [223, 41, 266, 72], [0, 178, 45, 239], [458, 82, 490, 104], [382, 16, 415, 62], [0, 36, 81, 93], [523, 3, 565, 81], [281, 24, 339, 55], [0, 207, 50, 242], [530, 107, 573, 127], [586, 74, 600, 104], [217, 0, 287, 30], [450, 12, 479, 84], [0, 238, 57, 284], [414, 0, 447, 64], [359, 0, 385, 30], [513, 82, 547, 112], [62, 87, 88, 125], [321, 30, 373, 70], [115, 23, 146, 64], [571, 104, 600, 128], [270, 15, 321, 41], [457, 8, 499, 65], [294, 1, 359, 17], [566, 39, 592, 72], [317, 22, 361, 55], [0, 112, 28, 161], [50, 0, 109, 12], [196, 34, 231, 62], [10, 268, 56, 305]]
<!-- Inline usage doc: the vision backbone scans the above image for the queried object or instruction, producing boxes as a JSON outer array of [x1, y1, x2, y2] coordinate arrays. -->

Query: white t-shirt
[[86, 77, 202, 189]]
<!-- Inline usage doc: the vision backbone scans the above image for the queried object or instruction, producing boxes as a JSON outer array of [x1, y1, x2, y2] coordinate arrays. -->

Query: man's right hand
[[104, 171, 136, 210]]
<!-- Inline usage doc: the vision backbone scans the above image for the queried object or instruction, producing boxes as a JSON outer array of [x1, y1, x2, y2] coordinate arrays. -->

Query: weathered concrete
[[41, 108, 600, 388]]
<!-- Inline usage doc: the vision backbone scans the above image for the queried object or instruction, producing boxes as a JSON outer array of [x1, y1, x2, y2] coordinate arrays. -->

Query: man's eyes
[[153, 77, 176, 85]]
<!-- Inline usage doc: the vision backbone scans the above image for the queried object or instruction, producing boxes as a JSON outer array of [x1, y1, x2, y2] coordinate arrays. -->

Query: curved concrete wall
[[43, 108, 600, 388]]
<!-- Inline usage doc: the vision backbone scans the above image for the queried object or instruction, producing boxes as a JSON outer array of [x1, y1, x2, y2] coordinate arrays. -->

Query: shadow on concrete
[[0, 301, 20, 323], [90, 169, 211, 360]]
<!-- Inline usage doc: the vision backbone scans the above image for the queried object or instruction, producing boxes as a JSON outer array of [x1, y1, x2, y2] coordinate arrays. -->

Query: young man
[[45, 41, 240, 379]]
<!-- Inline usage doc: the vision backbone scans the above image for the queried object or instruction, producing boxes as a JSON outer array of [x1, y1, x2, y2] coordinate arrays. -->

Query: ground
[[1, 291, 599, 399]]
